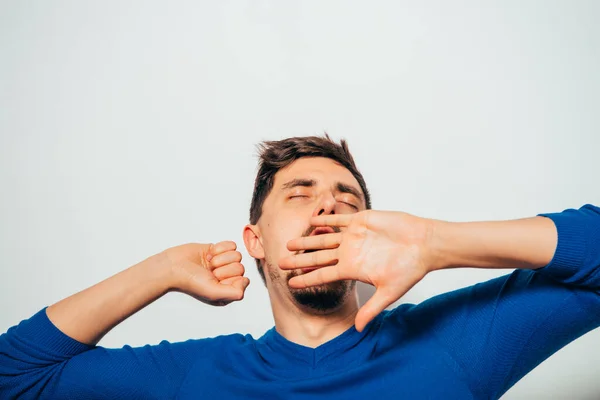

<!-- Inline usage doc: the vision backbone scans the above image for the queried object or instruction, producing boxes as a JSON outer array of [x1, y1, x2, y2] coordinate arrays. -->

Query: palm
[[340, 211, 429, 293]]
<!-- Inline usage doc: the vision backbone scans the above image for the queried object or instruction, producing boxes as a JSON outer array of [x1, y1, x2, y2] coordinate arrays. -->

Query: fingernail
[[206, 254, 213, 262]]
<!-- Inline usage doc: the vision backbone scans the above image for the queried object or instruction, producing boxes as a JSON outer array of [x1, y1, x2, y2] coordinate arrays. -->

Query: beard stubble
[[268, 224, 355, 312]]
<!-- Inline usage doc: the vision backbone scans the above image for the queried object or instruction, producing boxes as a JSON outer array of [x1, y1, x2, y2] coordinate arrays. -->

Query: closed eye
[[343, 202, 359, 210], [289, 196, 358, 211]]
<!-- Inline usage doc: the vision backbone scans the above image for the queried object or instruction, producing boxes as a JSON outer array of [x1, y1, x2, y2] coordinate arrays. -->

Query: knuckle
[[316, 268, 323, 281], [319, 235, 326, 248]]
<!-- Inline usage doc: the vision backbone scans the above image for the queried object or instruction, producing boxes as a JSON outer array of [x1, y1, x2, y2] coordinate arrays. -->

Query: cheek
[[264, 222, 303, 257]]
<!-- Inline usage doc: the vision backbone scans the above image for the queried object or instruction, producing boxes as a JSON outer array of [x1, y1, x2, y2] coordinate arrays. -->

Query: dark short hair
[[249, 133, 372, 283]]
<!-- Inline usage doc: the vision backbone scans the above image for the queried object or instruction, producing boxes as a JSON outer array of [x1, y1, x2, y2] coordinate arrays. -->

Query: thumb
[[355, 288, 395, 333], [210, 276, 250, 301], [231, 276, 251, 296]]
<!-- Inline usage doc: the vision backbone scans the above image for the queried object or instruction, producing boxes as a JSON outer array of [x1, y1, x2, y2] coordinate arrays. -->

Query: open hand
[[279, 210, 437, 332]]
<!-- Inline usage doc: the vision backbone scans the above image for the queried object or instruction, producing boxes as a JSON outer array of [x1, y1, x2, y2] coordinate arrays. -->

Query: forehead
[[272, 157, 361, 190]]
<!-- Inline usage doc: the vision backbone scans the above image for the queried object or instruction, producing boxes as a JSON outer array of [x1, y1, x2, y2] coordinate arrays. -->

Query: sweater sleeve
[[0, 307, 212, 399], [535, 203, 600, 288], [394, 204, 600, 399]]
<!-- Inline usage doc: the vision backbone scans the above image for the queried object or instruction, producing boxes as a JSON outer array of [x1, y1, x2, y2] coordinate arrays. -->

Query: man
[[1, 134, 599, 399]]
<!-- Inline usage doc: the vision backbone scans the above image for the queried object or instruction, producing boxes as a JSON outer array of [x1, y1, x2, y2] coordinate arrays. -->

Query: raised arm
[[45, 241, 249, 345], [0, 241, 250, 399], [279, 203, 600, 329], [431, 204, 599, 286]]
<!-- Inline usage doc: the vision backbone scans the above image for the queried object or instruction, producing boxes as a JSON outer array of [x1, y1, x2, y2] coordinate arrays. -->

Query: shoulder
[[382, 271, 528, 329], [162, 331, 255, 349], [106, 331, 257, 361], [382, 268, 575, 333]]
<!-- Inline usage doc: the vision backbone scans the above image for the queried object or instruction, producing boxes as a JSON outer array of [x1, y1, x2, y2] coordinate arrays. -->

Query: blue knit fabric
[[1, 204, 599, 399]]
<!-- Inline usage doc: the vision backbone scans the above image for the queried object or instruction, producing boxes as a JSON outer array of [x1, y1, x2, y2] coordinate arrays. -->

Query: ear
[[243, 224, 265, 260]]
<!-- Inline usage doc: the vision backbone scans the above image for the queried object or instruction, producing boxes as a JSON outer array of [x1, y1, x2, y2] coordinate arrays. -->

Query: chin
[[289, 280, 355, 313]]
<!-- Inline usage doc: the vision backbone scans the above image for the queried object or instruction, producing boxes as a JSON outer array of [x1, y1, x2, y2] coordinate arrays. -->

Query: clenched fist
[[159, 241, 250, 306]]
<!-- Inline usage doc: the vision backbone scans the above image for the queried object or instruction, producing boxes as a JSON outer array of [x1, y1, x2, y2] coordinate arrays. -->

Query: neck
[[269, 286, 360, 349]]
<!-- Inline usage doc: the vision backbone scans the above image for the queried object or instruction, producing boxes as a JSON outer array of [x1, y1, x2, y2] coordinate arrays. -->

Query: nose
[[312, 193, 336, 217]]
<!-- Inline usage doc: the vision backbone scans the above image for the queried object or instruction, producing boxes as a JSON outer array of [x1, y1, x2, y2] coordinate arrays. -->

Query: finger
[[310, 214, 353, 228], [213, 262, 245, 280], [287, 265, 349, 288], [207, 241, 237, 261], [279, 249, 338, 270], [220, 276, 248, 286], [220, 276, 241, 285], [354, 289, 396, 333], [210, 250, 242, 270], [287, 232, 342, 252]]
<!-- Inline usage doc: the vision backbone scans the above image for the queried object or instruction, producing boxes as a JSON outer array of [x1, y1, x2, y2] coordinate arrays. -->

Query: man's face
[[256, 157, 366, 312]]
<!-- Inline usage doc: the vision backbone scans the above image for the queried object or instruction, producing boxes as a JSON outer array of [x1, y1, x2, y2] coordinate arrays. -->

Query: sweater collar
[[257, 312, 384, 369]]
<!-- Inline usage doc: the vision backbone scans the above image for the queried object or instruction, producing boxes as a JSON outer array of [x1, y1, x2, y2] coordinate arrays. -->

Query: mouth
[[296, 226, 334, 257], [295, 227, 335, 273], [289, 226, 337, 275], [309, 226, 335, 236]]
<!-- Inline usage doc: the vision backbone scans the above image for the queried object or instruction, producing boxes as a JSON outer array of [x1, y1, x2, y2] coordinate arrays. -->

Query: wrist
[[428, 219, 454, 272], [139, 252, 176, 294]]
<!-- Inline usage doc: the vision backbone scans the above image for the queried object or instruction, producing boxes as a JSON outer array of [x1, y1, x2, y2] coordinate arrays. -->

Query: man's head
[[243, 134, 371, 314]]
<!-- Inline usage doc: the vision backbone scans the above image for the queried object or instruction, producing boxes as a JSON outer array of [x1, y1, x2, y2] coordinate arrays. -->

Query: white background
[[1, 1, 599, 398]]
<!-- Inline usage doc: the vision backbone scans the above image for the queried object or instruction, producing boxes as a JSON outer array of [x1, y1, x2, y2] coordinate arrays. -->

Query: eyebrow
[[336, 182, 363, 201], [281, 178, 316, 190], [281, 178, 364, 202]]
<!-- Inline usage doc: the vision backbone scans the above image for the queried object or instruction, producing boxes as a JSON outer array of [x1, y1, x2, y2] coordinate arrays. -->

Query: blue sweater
[[1, 204, 599, 399]]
